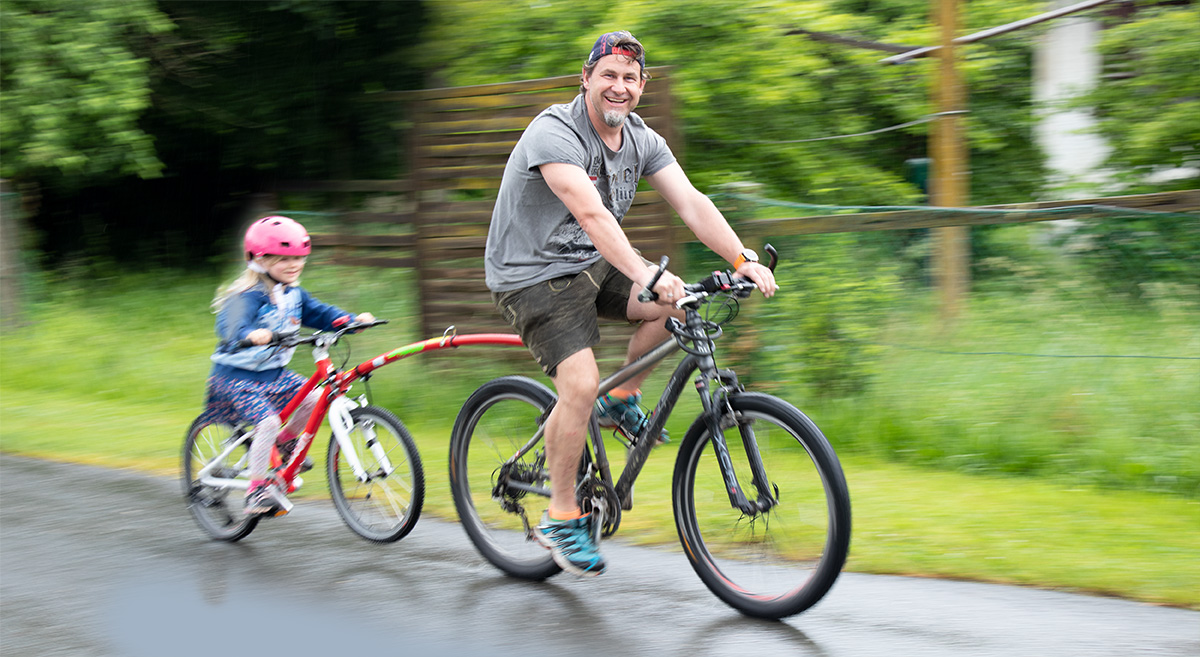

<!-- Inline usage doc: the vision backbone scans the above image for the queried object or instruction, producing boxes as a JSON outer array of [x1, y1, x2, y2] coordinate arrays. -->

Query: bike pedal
[[267, 487, 294, 514]]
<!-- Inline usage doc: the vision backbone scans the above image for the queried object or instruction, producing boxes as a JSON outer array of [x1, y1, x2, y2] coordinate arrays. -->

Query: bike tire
[[673, 392, 851, 619], [182, 416, 260, 542], [327, 406, 425, 543], [449, 376, 562, 580]]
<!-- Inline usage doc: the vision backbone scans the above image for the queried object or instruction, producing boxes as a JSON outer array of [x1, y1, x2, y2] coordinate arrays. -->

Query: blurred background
[[1, 0, 1197, 607]]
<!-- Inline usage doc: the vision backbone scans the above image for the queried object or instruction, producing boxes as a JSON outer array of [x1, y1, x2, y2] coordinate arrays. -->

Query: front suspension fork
[[699, 374, 777, 515]]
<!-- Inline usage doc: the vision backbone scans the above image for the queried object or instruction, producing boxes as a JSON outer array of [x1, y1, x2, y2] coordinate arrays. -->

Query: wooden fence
[[277, 68, 679, 342], [271, 72, 1199, 347]]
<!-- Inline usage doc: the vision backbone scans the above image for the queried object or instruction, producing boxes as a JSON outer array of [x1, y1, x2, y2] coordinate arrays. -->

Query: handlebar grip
[[637, 255, 671, 303], [234, 331, 274, 350], [765, 243, 778, 272]]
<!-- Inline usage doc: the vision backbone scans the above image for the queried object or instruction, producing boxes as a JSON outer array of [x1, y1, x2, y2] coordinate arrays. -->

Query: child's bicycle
[[182, 320, 522, 543], [448, 246, 852, 619]]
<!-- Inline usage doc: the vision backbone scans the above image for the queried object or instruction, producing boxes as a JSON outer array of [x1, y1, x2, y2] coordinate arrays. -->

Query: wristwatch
[[733, 248, 759, 269]]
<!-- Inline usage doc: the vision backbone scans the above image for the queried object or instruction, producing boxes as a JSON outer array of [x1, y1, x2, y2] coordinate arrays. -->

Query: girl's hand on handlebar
[[735, 261, 778, 298], [355, 312, 376, 324], [246, 328, 274, 346]]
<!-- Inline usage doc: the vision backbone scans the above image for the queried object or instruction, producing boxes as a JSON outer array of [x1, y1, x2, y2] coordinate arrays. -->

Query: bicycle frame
[[505, 304, 776, 519], [197, 329, 524, 496]]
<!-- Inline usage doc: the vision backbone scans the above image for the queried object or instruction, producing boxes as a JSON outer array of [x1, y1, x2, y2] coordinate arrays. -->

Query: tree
[[420, 0, 1049, 206], [1085, 1, 1200, 192], [0, 0, 172, 182], [3, 1, 427, 266]]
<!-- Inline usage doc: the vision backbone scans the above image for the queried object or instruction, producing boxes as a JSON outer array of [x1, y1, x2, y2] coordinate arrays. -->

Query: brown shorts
[[492, 258, 639, 378]]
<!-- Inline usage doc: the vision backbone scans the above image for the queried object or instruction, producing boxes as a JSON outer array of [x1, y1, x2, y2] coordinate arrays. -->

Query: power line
[[859, 340, 1200, 361], [696, 111, 969, 145]]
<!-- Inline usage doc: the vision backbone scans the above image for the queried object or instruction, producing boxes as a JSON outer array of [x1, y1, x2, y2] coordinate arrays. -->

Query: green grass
[[2, 264, 1198, 609]]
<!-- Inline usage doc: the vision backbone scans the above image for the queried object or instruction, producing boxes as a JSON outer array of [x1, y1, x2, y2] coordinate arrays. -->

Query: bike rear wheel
[[449, 376, 561, 580], [673, 392, 851, 619], [327, 406, 424, 543], [182, 417, 259, 541]]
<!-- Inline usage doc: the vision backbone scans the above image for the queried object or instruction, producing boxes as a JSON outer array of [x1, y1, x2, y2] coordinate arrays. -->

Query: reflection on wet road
[[1, 456, 1196, 656]]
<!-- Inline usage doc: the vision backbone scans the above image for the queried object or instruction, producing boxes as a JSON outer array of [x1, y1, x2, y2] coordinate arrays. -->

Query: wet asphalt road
[[1, 455, 1196, 657]]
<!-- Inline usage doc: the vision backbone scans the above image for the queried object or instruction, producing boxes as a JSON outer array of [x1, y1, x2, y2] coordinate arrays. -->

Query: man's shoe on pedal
[[535, 511, 607, 577], [596, 390, 669, 444]]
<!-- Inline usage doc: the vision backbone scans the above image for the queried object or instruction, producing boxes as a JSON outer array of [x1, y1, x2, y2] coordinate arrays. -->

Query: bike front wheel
[[327, 406, 424, 543], [673, 392, 851, 619], [182, 417, 259, 542], [449, 376, 561, 580]]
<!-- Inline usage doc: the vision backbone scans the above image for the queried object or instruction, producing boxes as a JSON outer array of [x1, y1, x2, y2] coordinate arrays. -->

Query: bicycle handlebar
[[637, 255, 671, 303], [674, 243, 779, 308], [233, 319, 389, 350], [638, 245, 778, 306]]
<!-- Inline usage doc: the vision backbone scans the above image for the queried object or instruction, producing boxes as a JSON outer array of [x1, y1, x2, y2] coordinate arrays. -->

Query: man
[[484, 30, 777, 577]]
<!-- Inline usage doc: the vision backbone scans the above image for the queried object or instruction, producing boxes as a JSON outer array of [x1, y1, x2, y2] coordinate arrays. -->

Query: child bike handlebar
[[233, 319, 390, 351]]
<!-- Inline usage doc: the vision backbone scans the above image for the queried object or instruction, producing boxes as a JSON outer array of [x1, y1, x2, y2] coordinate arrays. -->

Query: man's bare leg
[[545, 348, 600, 516], [618, 280, 683, 392]]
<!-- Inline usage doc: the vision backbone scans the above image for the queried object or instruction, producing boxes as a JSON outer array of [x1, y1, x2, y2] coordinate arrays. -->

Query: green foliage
[[0, 0, 173, 181], [1084, 2, 1200, 191], [146, 1, 427, 179], [421, 0, 1047, 205], [1067, 213, 1200, 297], [758, 233, 901, 398]]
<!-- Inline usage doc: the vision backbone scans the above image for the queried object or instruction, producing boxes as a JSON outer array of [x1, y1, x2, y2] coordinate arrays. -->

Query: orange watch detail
[[733, 249, 758, 270]]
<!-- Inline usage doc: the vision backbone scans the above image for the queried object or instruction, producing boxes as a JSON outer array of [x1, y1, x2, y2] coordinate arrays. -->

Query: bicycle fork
[[693, 361, 778, 517], [327, 395, 395, 483]]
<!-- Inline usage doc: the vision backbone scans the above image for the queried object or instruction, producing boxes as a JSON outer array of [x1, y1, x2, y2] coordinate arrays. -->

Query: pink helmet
[[244, 215, 311, 259]]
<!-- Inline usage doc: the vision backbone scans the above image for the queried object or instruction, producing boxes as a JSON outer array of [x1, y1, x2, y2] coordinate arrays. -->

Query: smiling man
[[484, 30, 777, 577]]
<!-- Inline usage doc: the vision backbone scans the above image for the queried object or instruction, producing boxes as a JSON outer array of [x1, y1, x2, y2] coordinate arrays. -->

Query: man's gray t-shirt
[[484, 94, 676, 292]]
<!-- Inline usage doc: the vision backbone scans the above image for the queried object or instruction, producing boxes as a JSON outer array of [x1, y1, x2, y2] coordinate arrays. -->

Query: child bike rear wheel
[[673, 392, 851, 619], [327, 406, 425, 543], [182, 417, 259, 542]]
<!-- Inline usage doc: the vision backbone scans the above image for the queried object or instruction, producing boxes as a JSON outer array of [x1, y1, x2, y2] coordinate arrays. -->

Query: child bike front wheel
[[326, 406, 425, 543]]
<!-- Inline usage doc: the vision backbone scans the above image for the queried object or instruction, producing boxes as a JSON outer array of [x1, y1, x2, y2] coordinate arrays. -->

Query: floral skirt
[[202, 369, 307, 426]]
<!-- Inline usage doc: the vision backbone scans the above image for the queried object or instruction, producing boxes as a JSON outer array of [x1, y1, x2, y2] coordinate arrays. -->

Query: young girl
[[205, 215, 374, 516]]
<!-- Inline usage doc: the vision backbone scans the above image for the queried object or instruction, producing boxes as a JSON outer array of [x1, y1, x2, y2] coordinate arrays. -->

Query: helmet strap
[[247, 259, 268, 274]]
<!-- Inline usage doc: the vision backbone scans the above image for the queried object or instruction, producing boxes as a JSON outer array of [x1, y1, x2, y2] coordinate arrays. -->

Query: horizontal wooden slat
[[419, 223, 489, 238], [386, 68, 671, 102], [331, 212, 416, 225], [311, 233, 416, 248], [329, 255, 417, 268], [415, 164, 507, 180], [272, 180, 411, 193], [744, 190, 1200, 237]]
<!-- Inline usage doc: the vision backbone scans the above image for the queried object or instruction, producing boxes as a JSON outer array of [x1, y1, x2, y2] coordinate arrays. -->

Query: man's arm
[[646, 162, 777, 297], [540, 161, 684, 301]]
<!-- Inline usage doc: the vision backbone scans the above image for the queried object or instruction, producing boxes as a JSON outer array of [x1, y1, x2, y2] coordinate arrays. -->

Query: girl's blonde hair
[[211, 256, 297, 312]]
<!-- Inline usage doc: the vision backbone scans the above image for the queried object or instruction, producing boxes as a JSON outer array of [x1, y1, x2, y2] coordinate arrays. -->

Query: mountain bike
[[183, 320, 522, 544], [448, 247, 852, 619]]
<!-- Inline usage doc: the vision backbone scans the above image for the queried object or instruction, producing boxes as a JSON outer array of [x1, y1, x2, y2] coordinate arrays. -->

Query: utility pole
[[931, 0, 969, 321]]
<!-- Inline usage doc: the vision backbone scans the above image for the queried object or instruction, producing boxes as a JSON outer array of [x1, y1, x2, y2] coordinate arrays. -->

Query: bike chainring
[[578, 474, 622, 538]]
